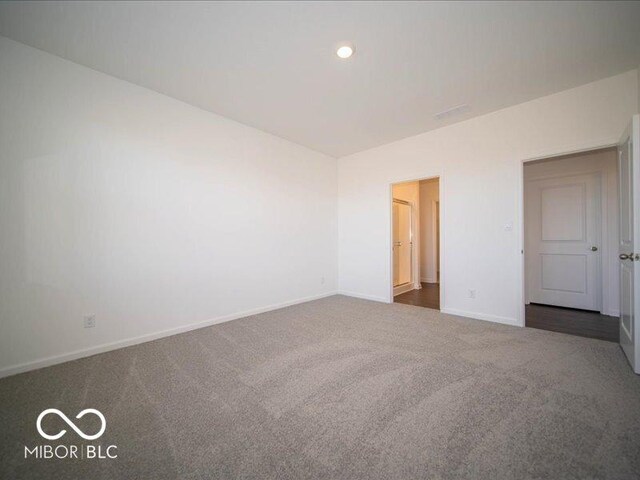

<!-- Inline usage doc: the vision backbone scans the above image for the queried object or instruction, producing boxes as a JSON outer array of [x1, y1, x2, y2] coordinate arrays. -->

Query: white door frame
[[419, 199, 441, 283], [388, 174, 443, 306], [518, 141, 618, 327]]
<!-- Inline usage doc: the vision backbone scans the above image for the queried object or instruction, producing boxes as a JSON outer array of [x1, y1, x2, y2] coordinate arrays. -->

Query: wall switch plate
[[84, 315, 96, 328]]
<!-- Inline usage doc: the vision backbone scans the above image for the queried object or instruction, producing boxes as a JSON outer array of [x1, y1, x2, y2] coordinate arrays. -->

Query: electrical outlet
[[468, 289, 476, 299], [84, 315, 96, 328], [321, 276, 325, 285]]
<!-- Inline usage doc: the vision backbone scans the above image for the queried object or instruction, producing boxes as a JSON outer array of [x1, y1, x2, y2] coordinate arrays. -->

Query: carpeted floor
[[1, 295, 640, 480]]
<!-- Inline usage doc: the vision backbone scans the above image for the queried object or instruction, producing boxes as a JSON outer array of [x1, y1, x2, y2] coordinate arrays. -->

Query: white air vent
[[434, 104, 470, 121]]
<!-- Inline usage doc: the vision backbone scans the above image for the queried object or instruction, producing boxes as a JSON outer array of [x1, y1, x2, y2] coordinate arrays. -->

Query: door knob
[[590, 246, 598, 251], [619, 253, 632, 260]]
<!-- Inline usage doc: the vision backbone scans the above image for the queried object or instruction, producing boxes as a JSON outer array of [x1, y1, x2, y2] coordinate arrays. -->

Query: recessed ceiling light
[[336, 44, 354, 59]]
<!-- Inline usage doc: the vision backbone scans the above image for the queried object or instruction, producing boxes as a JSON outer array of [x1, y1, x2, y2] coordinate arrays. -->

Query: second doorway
[[524, 147, 619, 341]]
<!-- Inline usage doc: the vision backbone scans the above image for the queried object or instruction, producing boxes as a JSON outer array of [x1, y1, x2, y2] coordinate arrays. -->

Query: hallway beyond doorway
[[394, 282, 440, 310]]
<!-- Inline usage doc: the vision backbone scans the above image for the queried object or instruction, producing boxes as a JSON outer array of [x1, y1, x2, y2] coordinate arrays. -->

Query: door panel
[[526, 172, 601, 310], [541, 184, 586, 241], [621, 265, 633, 341], [393, 200, 412, 287], [393, 202, 400, 286], [541, 254, 586, 293], [618, 115, 639, 373]]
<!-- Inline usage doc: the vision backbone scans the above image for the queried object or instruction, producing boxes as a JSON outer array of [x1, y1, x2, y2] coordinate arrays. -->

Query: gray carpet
[[1, 295, 640, 480]]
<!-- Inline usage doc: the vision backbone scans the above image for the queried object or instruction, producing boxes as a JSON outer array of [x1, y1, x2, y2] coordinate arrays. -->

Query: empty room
[[1, 2, 639, 479]]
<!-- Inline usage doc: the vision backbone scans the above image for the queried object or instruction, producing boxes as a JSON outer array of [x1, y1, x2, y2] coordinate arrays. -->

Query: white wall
[[338, 70, 638, 325], [0, 37, 338, 376], [391, 181, 420, 290], [419, 179, 439, 283], [523, 149, 619, 316]]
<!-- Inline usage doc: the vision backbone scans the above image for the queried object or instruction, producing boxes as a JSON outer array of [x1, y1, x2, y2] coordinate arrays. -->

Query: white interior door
[[618, 115, 640, 373], [525, 172, 601, 310], [393, 200, 412, 288]]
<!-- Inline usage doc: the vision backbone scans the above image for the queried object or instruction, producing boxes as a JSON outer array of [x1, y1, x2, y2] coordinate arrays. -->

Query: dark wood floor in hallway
[[395, 285, 619, 343], [394, 282, 440, 310], [525, 303, 619, 342]]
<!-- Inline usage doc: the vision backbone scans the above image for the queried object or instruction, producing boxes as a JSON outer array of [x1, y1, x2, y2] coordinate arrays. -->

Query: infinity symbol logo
[[36, 409, 106, 440]]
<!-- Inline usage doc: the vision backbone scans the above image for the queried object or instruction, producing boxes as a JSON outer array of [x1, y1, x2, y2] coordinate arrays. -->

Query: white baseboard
[[0, 291, 338, 379], [338, 290, 389, 303], [602, 309, 620, 317], [393, 283, 414, 296], [441, 307, 521, 327], [420, 277, 438, 284]]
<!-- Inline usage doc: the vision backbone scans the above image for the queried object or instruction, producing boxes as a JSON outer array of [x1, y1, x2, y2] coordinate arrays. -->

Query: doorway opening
[[523, 147, 619, 341], [392, 177, 440, 310]]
